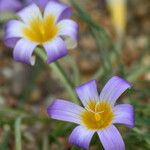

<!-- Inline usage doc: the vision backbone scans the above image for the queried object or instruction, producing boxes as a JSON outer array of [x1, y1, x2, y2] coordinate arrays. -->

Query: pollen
[[81, 101, 114, 130], [22, 15, 59, 43]]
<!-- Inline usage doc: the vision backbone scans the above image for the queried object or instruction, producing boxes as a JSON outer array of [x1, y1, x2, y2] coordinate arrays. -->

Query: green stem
[[35, 48, 79, 104], [15, 117, 22, 150], [126, 65, 150, 82], [70, 0, 113, 80], [91, 28, 112, 78], [0, 107, 51, 124], [42, 133, 49, 150], [20, 58, 43, 105], [66, 56, 80, 85]]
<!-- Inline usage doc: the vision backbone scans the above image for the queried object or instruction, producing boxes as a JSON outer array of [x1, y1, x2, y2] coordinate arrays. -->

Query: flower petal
[[69, 125, 94, 150], [44, 1, 72, 22], [113, 104, 135, 128], [17, 3, 42, 24], [47, 99, 84, 124], [26, 0, 49, 8], [57, 19, 78, 49], [75, 80, 99, 107], [5, 20, 24, 48], [0, 0, 22, 12], [13, 38, 37, 65], [5, 20, 25, 39], [43, 37, 67, 63], [4, 38, 19, 48], [97, 125, 125, 150], [99, 76, 132, 105]]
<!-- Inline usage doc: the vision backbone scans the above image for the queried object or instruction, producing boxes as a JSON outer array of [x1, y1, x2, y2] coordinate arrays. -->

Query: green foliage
[[0, 0, 150, 149]]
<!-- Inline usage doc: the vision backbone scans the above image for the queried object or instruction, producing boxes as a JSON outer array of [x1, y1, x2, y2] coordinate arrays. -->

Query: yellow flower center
[[22, 15, 59, 43], [81, 101, 114, 130]]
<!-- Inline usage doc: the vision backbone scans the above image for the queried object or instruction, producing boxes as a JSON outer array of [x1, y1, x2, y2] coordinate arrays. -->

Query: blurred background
[[0, 0, 150, 149]]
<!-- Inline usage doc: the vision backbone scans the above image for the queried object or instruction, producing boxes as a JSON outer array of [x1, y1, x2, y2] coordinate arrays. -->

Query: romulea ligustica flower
[[47, 76, 135, 150], [0, 0, 59, 13], [5, 0, 78, 65]]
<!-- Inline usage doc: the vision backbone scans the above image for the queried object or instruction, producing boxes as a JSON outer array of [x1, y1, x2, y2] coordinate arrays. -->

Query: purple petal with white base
[[44, 1, 72, 22], [0, 0, 22, 12], [26, 0, 49, 8], [113, 104, 135, 128], [47, 99, 84, 124], [17, 4, 42, 24], [99, 76, 132, 105], [98, 125, 125, 150], [5, 20, 24, 39], [75, 80, 99, 107], [69, 125, 94, 150], [4, 20, 24, 48], [27, 0, 60, 9], [43, 37, 67, 63], [58, 19, 78, 49], [13, 38, 37, 65]]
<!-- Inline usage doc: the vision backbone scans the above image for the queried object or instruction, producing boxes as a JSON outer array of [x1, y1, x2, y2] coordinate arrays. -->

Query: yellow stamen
[[81, 101, 114, 130], [40, 26, 45, 35], [95, 113, 101, 121], [22, 15, 59, 43]]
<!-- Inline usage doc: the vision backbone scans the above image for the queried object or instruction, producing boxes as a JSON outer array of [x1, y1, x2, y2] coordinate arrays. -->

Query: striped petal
[[57, 19, 78, 49], [43, 37, 67, 63], [98, 125, 125, 150], [44, 1, 71, 22], [69, 125, 94, 150], [99, 76, 132, 106], [113, 104, 135, 128], [0, 0, 22, 12], [13, 38, 37, 65], [17, 3, 42, 24], [47, 99, 84, 124], [75, 80, 99, 107]]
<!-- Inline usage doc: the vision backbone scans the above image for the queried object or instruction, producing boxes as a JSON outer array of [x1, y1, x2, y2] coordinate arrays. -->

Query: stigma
[[81, 101, 114, 130]]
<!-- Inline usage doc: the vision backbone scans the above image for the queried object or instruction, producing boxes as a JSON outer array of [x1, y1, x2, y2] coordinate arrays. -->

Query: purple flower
[[5, 1, 78, 65], [0, 0, 59, 12], [0, 0, 22, 12], [26, 0, 59, 9], [47, 76, 135, 150]]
